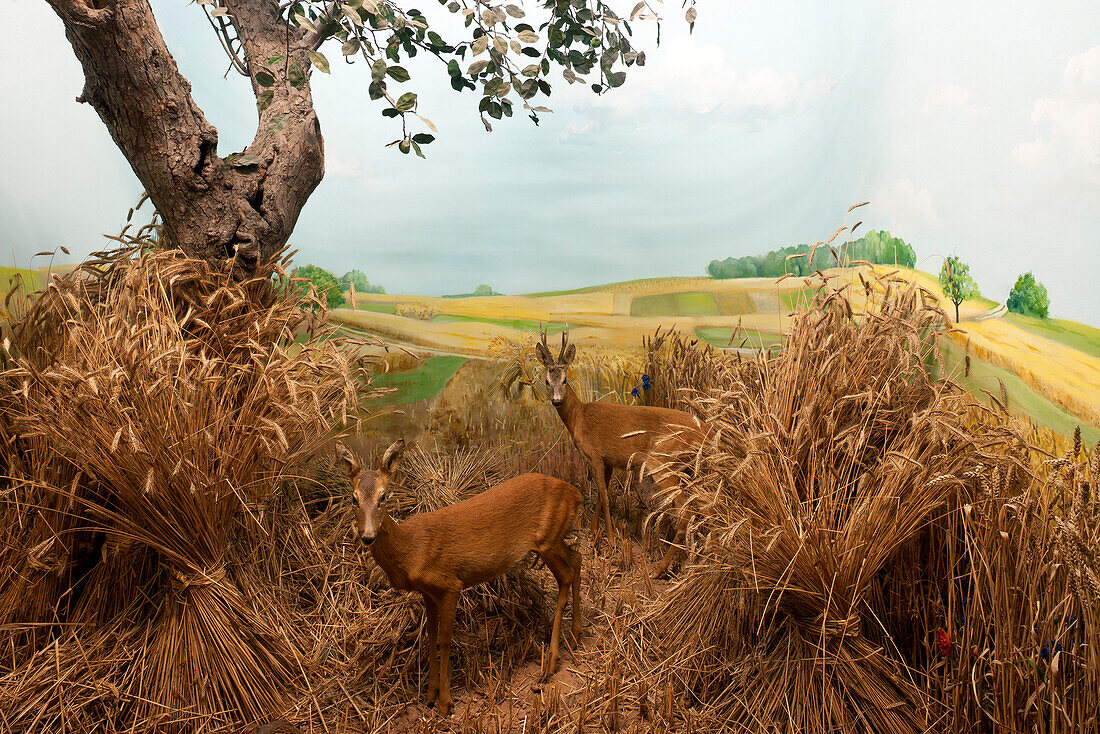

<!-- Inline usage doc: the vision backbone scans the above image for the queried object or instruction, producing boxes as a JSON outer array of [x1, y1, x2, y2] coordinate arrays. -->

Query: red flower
[[936, 628, 953, 657]]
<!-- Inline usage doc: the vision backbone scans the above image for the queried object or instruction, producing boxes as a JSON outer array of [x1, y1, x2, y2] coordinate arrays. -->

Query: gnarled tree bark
[[45, 0, 324, 274]]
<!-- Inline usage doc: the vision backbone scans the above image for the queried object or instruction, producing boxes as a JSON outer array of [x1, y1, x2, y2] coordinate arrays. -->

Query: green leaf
[[368, 80, 386, 100], [255, 71, 275, 88], [341, 4, 363, 26], [267, 113, 289, 132], [608, 70, 626, 88], [395, 92, 418, 111], [341, 38, 360, 56], [371, 58, 387, 83], [287, 61, 307, 89], [386, 65, 410, 82], [268, 55, 284, 66], [256, 90, 274, 111], [229, 154, 262, 167], [447, 59, 461, 77], [411, 140, 425, 158], [412, 133, 434, 144], [308, 50, 331, 74]]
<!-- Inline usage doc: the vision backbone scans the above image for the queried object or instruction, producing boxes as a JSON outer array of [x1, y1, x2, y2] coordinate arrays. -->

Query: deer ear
[[561, 343, 576, 365], [381, 439, 407, 473], [335, 442, 360, 477], [535, 341, 553, 366]]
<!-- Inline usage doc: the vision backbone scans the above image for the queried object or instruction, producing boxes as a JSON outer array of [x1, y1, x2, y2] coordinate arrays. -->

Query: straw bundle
[[0, 245, 365, 731], [640, 271, 1029, 732]]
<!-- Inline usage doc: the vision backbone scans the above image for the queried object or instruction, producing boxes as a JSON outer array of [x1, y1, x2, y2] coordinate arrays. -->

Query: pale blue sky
[[1, 1, 1097, 323]]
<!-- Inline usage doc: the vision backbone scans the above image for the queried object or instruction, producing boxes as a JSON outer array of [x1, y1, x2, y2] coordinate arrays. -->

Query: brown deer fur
[[337, 440, 583, 716], [535, 330, 707, 577]]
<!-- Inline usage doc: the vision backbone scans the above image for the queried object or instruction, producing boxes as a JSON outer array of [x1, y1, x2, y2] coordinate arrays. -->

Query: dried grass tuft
[[0, 243, 367, 731]]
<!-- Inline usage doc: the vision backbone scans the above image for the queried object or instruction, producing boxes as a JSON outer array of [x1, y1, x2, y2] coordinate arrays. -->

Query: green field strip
[[369, 355, 467, 406], [630, 291, 721, 317], [430, 314, 568, 332], [695, 327, 783, 349], [940, 338, 1099, 443], [1005, 313, 1100, 360]]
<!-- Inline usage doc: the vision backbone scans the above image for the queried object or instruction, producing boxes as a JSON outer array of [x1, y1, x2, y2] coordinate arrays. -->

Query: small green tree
[[939, 255, 979, 323], [340, 270, 385, 295], [1007, 272, 1050, 318], [293, 264, 345, 309], [473, 284, 498, 297]]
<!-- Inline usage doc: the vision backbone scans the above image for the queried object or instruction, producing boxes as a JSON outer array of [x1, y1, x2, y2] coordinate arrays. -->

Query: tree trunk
[[45, 0, 324, 274]]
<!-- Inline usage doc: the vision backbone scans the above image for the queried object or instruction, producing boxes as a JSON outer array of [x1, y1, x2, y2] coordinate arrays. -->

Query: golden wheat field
[[0, 246, 1096, 734]]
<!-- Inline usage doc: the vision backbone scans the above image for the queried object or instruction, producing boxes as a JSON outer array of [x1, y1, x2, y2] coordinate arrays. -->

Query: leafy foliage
[[707, 230, 917, 279], [939, 255, 979, 322], [473, 284, 499, 296], [340, 269, 386, 295], [292, 264, 346, 308], [1006, 271, 1050, 319], [280, 0, 694, 154]]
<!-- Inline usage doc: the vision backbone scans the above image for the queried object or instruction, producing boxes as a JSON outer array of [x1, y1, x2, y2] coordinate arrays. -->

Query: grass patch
[[431, 314, 567, 333], [630, 291, 720, 317], [353, 302, 397, 314], [1006, 313, 1100, 359], [0, 267, 44, 295], [695, 327, 783, 349], [369, 355, 467, 406], [941, 338, 1099, 444], [713, 291, 756, 316], [780, 288, 816, 311], [525, 275, 704, 298]]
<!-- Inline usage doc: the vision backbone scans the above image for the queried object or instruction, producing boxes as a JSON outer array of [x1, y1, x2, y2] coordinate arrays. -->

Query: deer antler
[[540, 323, 550, 351], [559, 326, 570, 361]]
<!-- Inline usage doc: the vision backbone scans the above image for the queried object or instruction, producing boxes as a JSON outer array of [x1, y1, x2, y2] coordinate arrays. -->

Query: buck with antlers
[[535, 329, 707, 577], [336, 439, 583, 716]]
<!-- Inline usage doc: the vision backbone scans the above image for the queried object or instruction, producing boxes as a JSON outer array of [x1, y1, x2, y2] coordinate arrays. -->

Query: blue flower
[[1040, 641, 1063, 661], [643, 383, 650, 391], [631, 388, 640, 397], [642, 374, 650, 382]]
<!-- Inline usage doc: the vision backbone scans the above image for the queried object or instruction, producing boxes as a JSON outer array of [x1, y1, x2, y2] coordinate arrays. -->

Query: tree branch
[[45, 0, 115, 28], [46, 0, 324, 274]]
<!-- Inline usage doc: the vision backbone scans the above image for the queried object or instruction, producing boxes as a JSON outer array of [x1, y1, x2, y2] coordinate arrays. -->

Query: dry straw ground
[[0, 246, 1096, 733]]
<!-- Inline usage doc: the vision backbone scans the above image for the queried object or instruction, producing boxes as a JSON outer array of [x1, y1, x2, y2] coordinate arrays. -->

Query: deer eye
[[378, 492, 386, 504]]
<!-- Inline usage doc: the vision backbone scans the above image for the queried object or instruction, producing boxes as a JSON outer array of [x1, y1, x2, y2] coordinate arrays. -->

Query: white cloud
[[873, 179, 942, 232], [577, 37, 832, 130], [560, 120, 597, 141], [1065, 45, 1100, 90], [1012, 45, 1100, 184], [923, 83, 978, 113], [324, 155, 391, 191]]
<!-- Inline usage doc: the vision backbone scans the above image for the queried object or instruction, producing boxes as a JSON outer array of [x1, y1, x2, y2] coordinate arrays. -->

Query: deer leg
[[539, 546, 572, 679], [568, 544, 583, 640], [422, 593, 440, 705], [652, 483, 690, 579], [601, 461, 616, 547], [587, 458, 604, 539], [436, 590, 459, 717]]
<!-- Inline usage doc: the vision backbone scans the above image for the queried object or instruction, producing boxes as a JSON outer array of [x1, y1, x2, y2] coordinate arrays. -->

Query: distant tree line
[[1007, 272, 1050, 319], [290, 265, 386, 309], [340, 269, 386, 295], [707, 230, 917, 279]]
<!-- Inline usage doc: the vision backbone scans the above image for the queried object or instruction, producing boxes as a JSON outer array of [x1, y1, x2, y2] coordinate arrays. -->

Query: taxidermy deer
[[336, 439, 583, 716], [535, 329, 706, 577]]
